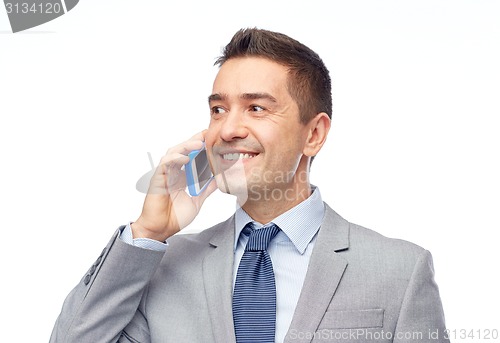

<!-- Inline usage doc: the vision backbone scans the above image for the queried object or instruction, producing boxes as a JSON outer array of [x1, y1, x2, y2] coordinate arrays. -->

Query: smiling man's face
[[205, 56, 312, 203]]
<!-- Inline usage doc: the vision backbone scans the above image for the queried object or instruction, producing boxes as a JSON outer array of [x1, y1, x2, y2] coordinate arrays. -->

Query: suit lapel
[[284, 204, 350, 343], [202, 216, 237, 343]]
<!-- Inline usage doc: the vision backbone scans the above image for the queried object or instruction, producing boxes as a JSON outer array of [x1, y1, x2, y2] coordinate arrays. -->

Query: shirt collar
[[234, 186, 324, 254]]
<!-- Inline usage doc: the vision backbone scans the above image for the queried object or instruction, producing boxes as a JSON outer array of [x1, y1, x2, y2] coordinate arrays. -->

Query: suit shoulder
[[351, 222, 424, 249], [348, 221, 427, 262], [323, 204, 426, 258], [166, 216, 233, 249]]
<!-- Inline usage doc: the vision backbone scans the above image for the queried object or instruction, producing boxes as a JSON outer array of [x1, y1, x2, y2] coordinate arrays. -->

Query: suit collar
[[322, 203, 350, 252], [208, 215, 235, 248], [203, 204, 351, 343], [233, 186, 325, 254], [204, 216, 237, 343], [285, 204, 350, 343]]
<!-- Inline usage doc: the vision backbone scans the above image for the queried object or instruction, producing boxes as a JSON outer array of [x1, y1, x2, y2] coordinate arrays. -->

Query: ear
[[303, 112, 331, 157]]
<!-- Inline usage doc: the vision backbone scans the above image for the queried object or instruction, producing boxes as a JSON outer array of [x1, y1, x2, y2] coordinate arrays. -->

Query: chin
[[214, 174, 250, 201]]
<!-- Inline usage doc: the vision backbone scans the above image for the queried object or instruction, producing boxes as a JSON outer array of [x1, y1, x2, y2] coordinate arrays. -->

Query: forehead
[[212, 57, 290, 99]]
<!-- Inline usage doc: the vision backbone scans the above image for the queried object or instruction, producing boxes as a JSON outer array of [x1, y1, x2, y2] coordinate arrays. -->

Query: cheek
[[270, 130, 307, 165], [274, 128, 303, 152]]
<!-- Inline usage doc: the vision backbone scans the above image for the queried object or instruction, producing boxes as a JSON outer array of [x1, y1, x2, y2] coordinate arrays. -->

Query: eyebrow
[[208, 93, 227, 103], [208, 92, 278, 104]]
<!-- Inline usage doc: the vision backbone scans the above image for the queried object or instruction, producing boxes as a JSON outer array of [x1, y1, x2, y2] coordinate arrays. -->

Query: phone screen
[[194, 149, 213, 190]]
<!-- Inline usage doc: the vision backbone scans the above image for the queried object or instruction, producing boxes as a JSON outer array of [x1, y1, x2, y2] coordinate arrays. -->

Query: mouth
[[221, 152, 259, 161]]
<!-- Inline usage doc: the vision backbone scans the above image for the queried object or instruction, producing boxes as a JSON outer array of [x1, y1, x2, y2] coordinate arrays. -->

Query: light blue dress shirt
[[121, 186, 325, 343]]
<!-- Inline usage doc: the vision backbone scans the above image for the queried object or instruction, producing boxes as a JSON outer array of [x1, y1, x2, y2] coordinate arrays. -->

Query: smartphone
[[185, 145, 214, 196]]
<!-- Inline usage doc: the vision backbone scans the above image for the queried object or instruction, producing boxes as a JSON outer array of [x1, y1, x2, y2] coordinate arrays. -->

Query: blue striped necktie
[[233, 223, 280, 343]]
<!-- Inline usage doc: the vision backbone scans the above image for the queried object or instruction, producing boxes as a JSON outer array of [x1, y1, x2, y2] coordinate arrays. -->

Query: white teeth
[[222, 153, 256, 161]]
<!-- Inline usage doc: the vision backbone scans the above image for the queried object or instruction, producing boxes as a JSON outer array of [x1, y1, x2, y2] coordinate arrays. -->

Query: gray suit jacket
[[50, 204, 449, 342]]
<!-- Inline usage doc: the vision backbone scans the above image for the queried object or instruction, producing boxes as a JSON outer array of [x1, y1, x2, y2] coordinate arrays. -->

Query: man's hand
[[131, 131, 217, 241]]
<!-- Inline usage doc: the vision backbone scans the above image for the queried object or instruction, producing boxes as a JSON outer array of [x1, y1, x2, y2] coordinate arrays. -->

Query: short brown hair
[[215, 28, 332, 124]]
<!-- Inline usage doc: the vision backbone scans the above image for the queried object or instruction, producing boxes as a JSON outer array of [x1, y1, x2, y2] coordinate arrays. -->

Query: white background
[[1, 0, 499, 341]]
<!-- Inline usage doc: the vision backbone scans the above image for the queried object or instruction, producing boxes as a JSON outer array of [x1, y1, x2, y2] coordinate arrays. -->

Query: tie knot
[[244, 223, 280, 251]]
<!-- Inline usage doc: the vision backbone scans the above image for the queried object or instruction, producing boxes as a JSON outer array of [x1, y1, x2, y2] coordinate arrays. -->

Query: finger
[[148, 165, 187, 195], [149, 154, 188, 193], [193, 178, 218, 206], [199, 129, 208, 142], [189, 129, 207, 141], [166, 140, 204, 157], [157, 153, 190, 172], [167, 130, 207, 156]]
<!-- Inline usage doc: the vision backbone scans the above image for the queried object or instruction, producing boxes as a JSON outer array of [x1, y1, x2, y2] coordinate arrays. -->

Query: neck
[[238, 181, 312, 224]]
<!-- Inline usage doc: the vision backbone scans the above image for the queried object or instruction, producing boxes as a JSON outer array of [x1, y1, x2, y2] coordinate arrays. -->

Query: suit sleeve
[[49, 227, 165, 343], [394, 249, 450, 343]]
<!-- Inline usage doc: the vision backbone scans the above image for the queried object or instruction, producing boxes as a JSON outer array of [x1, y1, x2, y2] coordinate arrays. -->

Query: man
[[50, 28, 449, 343]]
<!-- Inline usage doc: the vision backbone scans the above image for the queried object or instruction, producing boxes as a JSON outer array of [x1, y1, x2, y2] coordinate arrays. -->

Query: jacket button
[[94, 256, 102, 266], [83, 274, 91, 285]]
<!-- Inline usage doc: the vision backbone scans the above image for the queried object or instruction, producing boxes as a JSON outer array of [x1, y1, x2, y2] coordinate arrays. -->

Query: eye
[[210, 106, 226, 115], [250, 105, 265, 112]]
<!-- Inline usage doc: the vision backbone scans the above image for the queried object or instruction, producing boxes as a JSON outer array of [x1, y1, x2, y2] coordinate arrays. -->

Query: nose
[[219, 110, 249, 142]]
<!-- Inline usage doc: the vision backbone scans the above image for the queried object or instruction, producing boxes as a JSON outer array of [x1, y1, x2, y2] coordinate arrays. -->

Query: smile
[[222, 153, 258, 161]]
